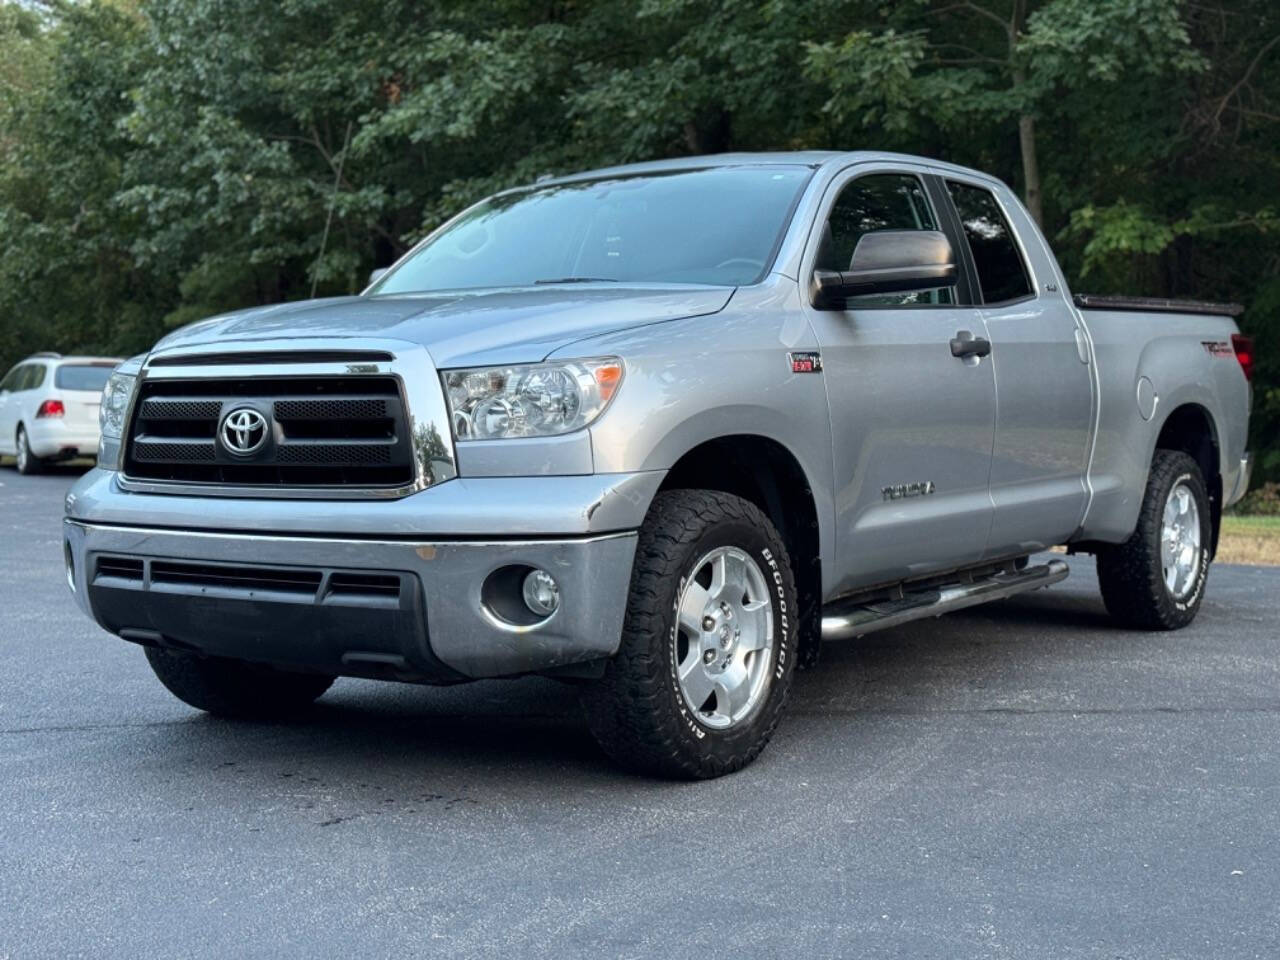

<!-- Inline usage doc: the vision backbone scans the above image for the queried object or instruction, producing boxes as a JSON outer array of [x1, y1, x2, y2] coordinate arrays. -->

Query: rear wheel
[[15, 425, 42, 475], [582, 489, 798, 779], [144, 647, 334, 719], [1096, 450, 1211, 630]]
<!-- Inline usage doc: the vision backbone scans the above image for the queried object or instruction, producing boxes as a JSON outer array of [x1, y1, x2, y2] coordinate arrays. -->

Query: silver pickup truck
[[63, 151, 1253, 778]]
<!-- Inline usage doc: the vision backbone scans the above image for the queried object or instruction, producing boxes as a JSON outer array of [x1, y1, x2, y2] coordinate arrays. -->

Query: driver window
[[818, 173, 954, 306]]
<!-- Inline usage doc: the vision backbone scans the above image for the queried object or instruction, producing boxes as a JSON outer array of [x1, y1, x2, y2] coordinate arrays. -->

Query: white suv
[[0, 353, 122, 474]]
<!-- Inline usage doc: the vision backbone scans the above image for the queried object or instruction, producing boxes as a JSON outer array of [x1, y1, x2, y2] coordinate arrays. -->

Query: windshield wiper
[[533, 276, 618, 284]]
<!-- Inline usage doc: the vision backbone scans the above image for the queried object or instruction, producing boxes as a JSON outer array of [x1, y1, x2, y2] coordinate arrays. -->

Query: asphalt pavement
[[2, 466, 1278, 959]]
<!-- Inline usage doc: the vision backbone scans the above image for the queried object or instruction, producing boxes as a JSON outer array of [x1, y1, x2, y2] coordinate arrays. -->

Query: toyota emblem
[[219, 407, 269, 456]]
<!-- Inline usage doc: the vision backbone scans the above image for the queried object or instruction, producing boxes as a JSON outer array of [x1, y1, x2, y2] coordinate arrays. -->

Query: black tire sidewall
[[16, 427, 35, 474], [144, 647, 333, 718], [655, 514, 796, 761]]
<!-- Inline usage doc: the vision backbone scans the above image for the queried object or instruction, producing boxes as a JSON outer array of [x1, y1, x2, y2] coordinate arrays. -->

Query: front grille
[[134, 439, 217, 463], [151, 561, 324, 595], [96, 557, 144, 583], [124, 376, 415, 488], [93, 556, 407, 608], [326, 572, 402, 599], [147, 349, 396, 366]]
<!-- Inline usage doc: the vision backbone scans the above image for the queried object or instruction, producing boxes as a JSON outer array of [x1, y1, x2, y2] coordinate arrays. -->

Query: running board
[[820, 559, 1069, 641]]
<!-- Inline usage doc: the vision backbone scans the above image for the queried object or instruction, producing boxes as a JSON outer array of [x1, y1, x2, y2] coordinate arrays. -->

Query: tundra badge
[[882, 481, 936, 501]]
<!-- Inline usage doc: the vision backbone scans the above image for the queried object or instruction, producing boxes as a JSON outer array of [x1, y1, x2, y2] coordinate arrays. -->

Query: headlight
[[99, 371, 136, 440], [443, 358, 623, 440]]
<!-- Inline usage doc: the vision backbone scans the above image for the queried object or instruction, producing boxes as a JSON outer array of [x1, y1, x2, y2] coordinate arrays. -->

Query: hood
[[151, 284, 734, 368]]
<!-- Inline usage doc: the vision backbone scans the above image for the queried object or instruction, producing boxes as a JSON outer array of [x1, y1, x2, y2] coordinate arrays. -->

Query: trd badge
[[788, 351, 823, 373]]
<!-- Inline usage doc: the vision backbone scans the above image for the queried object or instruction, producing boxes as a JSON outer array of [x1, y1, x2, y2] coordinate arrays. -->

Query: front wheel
[[582, 490, 798, 779], [145, 647, 335, 719], [1096, 449, 1212, 630]]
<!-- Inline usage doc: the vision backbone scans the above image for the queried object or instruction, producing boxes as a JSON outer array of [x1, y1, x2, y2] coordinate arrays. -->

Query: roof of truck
[[531, 151, 1004, 189]]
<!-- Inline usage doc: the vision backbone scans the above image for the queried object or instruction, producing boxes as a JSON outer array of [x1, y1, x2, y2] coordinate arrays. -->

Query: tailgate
[[60, 389, 101, 430]]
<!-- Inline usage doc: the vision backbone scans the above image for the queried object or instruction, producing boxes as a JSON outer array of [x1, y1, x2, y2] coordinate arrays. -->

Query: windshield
[[55, 364, 114, 392], [371, 166, 812, 294]]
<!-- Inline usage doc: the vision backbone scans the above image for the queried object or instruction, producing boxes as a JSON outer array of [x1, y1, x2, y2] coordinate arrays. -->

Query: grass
[[1217, 515, 1280, 566]]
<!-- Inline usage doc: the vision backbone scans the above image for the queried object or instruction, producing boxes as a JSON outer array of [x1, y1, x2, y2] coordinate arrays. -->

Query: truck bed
[[1073, 294, 1243, 318]]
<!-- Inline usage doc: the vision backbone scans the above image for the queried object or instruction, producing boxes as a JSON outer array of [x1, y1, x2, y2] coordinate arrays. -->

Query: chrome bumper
[[64, 467, 663, 537], [65, 520, 637, 680]]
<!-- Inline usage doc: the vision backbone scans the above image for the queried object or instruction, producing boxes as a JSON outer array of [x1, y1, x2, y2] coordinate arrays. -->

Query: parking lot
[[2, 466, 1278, 958]]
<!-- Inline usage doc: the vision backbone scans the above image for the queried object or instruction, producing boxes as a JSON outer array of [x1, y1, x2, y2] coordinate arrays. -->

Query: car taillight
[[36, 399, 65, 418], [1231, 334, 1254, 382]]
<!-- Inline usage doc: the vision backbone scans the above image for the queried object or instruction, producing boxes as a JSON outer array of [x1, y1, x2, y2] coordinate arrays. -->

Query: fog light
[[521, 569, 559, 617]]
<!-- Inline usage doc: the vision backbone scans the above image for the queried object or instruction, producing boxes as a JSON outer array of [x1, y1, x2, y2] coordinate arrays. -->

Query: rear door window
[[945, 181, 1032, 304], [24, 365, 47, 390], [9, 365, 35, 391]]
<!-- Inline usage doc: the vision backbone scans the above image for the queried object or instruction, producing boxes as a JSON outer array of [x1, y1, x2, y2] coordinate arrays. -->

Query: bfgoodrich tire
[[1096, 449, 1212, 630], [145, 647, 335, 719], [582, 490, 798, 779]]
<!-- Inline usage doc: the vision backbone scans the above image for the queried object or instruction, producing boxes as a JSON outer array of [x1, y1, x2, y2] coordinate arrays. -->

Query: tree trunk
[[1018, 112, 1042, 227], [1009, 1, 1041, 228], [683, 108, 732, 154]]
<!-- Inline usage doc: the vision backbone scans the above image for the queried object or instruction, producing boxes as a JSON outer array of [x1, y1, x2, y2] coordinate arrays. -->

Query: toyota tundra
[[62, 152, 1253, 778]]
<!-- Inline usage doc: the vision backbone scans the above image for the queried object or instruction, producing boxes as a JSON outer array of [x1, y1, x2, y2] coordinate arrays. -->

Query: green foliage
[[1230, 481, 1280, 516], [0, 0, 1277, 482]]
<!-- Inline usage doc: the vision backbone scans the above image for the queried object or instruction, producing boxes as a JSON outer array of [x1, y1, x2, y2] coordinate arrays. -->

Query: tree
[[0, 0, 1276, 481]]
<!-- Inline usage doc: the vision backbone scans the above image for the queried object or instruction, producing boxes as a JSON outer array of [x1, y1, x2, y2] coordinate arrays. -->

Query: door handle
[[950, 332, 992, 359]]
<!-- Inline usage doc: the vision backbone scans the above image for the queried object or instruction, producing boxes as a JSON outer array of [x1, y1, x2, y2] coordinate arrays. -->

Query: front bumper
[[65, 520, 637, 681]]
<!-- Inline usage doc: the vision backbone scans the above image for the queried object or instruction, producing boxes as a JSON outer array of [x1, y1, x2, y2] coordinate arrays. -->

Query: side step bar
[[821, 559, 1069, 641]]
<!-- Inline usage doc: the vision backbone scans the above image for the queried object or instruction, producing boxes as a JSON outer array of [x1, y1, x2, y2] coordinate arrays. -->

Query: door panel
[[812, 306, 996, 594], [0, 364, 27, 452], [982, 299, 1092, 554], [802, 167, 996, 597], [941, 178, 1093, 556]]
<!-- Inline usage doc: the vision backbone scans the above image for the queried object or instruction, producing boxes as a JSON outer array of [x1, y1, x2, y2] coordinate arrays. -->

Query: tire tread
[[145, 647, 334, 719], [1096, 449, 1209, 630], [582, 489, 796, 779]]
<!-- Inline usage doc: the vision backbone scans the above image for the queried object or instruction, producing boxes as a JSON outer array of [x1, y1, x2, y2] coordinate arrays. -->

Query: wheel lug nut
[[701, 615, 715, 631], [703, 650, 715, 664]]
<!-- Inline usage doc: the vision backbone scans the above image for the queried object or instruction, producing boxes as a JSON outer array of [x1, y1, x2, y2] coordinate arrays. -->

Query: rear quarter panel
[[1078, 309, 1249, 542]]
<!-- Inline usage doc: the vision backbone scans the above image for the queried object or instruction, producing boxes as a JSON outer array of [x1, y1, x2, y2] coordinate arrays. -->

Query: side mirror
[[367, 267, 389, 287], [810, 230, 956, 309]]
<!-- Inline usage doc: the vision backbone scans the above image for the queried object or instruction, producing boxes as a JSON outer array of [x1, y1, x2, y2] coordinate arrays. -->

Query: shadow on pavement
[[145, 579, 1122, 783], [0, 459, 96, 476]]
